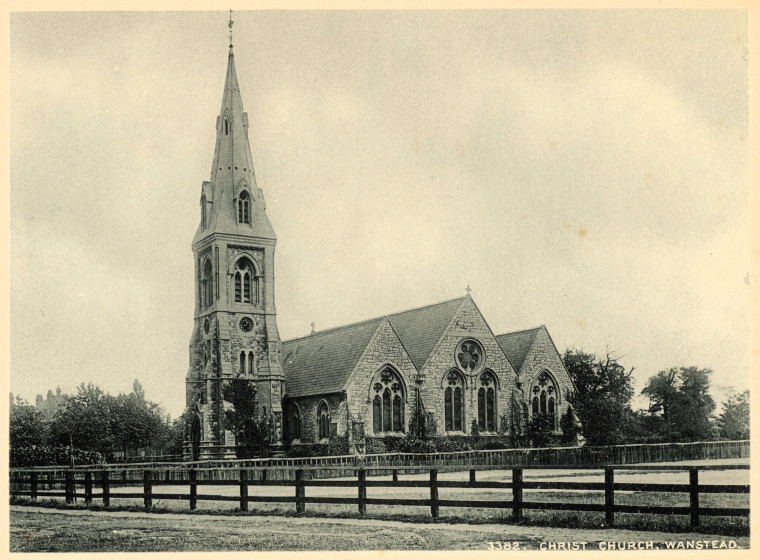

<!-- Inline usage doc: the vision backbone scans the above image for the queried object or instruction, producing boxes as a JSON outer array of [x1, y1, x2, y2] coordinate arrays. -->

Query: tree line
[[10, 380, 183, 467], [561, 349, 749, 447]]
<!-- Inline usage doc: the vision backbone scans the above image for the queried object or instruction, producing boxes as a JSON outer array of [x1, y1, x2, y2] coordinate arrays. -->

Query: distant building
[[35, 387, 69, 421]]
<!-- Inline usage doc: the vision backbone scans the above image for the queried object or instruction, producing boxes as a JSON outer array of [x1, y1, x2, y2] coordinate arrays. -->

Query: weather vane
[[228, 9, 234, 48]]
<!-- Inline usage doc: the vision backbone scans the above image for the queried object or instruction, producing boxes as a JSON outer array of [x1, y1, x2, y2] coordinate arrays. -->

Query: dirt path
[[10, 505, 749, 552]]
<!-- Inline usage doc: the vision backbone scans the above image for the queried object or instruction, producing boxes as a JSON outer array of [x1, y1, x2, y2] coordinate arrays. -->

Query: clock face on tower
[[239, 317, 253, 333]]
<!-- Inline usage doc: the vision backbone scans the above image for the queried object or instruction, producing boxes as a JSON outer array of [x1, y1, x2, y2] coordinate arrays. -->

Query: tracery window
[[477, 371, 497, 432], [371, 368, 405, 434], [238, 191, 250, 224], [444, 370, 465, 432], [456, 339, 484, 373], [317, 401, 330, 441], [532, 371, 558, 428], [234, 257, 258, 304]]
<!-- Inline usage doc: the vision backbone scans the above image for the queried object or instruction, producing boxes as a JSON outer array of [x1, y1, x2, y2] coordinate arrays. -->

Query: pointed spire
[[193, 20, 277, 245]]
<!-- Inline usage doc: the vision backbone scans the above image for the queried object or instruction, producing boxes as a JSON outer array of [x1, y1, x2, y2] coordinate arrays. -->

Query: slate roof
[[282, 297, 467, 398], [495, 327, 542, 373], [282, 317, 385, 398]]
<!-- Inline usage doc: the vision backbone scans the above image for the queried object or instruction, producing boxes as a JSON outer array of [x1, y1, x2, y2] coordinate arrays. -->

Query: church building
[[183, 41, 575, 460]]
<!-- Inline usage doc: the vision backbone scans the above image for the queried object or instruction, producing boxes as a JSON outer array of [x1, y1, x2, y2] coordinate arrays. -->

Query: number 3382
[[488, 542, 521, 550]]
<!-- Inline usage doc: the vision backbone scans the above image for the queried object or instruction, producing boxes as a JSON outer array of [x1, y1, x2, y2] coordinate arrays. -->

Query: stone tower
[[183, 45, 285, 460]]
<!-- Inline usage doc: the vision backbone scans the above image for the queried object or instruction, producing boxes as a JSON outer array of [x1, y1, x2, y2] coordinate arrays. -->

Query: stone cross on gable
[[465, 285, 471, 296]]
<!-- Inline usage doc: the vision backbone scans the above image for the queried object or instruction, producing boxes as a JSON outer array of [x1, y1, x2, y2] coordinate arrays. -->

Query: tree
[[563, 349, 635, 446], [527, 413, 555, 448], [641, 367, 715, 442], [10, 397, 48, 449], [716, 389, 749, 440], [222, 378, 269, 459], [49, 383, 114, 458], [110, 380, 170, 456], [558, 407, 579, 446]]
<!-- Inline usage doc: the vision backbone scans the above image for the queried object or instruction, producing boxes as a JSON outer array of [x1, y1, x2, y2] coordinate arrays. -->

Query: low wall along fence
[[9, 463, 749, 531]]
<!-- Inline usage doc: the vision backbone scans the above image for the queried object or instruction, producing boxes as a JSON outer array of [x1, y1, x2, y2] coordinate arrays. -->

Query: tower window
[[234, 257, 256, 304], [224, 117, 229, 135], [238, 191, 250, 224], [200, 195, 207, 228], [201, 259, 213, 309]]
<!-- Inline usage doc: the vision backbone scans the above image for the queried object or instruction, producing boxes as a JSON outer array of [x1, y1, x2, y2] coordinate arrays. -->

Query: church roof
[[282, 317, 385, 398], [282, 297, 467, 398], [494, 327, 542, 373]]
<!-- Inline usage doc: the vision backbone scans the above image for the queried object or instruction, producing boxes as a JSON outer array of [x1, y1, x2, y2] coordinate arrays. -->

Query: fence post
[[262, 469, 268, 483], [30, 472, 38, 501], [430, 469, 439, 519], [604, 467, 614, 527], [689, 468, 700, 529], [470, 469, 476, 486], [392, 469, 398, 482], [65, 470, 74, 504], [189, 468, 197, 510], [358, 468, 367, 514], [102, 470, 110, 506], [84, 471, 92, 505], [239, 469, 248, 512], [512, 468, 523, 521], [295, 470, 305, 513], [143, 470, 152, 509]]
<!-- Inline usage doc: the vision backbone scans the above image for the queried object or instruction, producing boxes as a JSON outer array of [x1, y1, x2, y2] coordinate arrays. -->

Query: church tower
[[184, 41, 285, 459]]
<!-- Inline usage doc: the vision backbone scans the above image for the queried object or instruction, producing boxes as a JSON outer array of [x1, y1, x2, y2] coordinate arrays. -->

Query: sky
[[9, 10, 750, 419]]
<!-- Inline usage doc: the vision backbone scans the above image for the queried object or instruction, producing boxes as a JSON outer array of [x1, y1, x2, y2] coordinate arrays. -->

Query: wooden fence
[[9, 464, 749, 531]]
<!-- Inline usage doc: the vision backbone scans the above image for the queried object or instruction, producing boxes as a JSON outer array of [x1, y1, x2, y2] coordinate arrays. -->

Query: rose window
[[456, 340, 484, 372]]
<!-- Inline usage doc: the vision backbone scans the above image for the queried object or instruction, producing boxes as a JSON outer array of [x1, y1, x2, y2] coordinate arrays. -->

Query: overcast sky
[[10, 10, 749, 418]]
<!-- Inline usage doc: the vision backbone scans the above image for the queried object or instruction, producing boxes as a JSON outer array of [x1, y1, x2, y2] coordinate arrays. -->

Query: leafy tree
[[716, 389, 749, 440], [642, 367, 715, 442], [558, 407, 579, 446], [49, 383, 114, 457], [110, 380, 169, 456], [563, 350, 635, 446], [222, 378, 269, 459], [10, 397, 48, 449]]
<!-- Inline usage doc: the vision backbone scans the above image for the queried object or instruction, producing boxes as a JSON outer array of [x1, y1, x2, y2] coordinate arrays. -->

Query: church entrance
[[190, 416, 201, 461]]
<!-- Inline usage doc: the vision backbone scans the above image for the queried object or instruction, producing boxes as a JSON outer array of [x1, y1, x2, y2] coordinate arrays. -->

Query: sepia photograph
[[7, 5, 752, 553]]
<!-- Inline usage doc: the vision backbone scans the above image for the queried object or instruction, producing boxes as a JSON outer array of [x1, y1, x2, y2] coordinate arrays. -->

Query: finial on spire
[[465, 284, 472, 296], [228, 9, 234, 48], [310, 322, 315, 335]]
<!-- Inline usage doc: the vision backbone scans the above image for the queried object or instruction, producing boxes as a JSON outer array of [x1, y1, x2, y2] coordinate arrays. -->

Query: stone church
[[183, 44, 575, 460]]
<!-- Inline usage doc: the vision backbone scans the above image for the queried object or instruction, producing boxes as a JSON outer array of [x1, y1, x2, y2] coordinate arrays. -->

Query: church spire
[[194, 26, 276, 245]]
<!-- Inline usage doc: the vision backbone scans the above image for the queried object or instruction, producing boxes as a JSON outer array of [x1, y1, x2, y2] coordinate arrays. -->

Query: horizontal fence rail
[[9, 464, 749, 531]]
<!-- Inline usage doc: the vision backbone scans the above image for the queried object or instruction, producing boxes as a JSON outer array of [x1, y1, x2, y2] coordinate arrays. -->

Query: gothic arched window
[[444, 370, 465, 432], [238, 191, 250, 224], [317, 401, 330, 441], [234, 258, 256, 304], [531, 371, 559, 428], [224, 117, 229, 135], [371, 368, 405, 434], [477, 371, 497, 432], [200, 195, 207, 228], [201, 259, 213, 309]]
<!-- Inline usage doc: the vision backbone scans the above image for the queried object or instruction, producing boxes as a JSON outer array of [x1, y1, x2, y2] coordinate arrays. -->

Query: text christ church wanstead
[[183, 43, 575, 459]]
